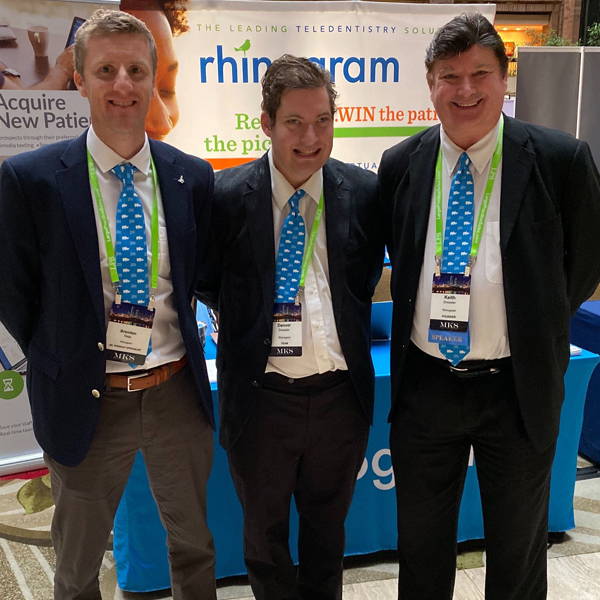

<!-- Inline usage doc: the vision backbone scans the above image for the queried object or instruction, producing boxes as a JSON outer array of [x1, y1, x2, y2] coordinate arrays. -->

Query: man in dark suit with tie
[[198, 55, 383, 600], [0, 10, 216, 599], [378, 13, 600, 600]]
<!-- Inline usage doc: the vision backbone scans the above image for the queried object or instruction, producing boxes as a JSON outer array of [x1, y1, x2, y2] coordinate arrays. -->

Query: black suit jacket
[[378, 116, 600, 451], [0, 132, 215, 466], [197, 154, 383, 449]]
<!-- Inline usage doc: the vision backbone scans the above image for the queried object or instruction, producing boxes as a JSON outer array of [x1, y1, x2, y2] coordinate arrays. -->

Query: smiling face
[[428, 44, 507, 149], [74, 33, 154, 157], [261, 86, 334, 188], [125, 8, 179, 140]]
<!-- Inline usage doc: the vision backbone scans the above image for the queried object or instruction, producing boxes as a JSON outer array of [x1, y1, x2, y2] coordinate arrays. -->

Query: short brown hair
[[74, 9, 157, 77], [261, 54, 338, 122], [425, 13, 508, 77]]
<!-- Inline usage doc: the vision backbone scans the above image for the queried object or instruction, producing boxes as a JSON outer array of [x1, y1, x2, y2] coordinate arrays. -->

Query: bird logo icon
[[235, 39, 251, 57]]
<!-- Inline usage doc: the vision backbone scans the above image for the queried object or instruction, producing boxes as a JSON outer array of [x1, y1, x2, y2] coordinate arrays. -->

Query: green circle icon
[[0, 370, 24, 400]]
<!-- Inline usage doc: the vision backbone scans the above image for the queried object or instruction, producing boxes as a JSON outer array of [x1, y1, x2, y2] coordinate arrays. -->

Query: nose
[[145, 88, 174, 141], [113, 65, 134, 93], [301, 123, 318, 145], [456, 76, 477, 97]]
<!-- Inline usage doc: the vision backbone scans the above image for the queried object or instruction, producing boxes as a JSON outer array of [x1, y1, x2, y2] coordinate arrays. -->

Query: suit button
[[263, 338, 271, 346], [91, 389, 100, 399], [251, 380, 259, 388], [408, 298, 413, 304], [97, 342, 104, 351]]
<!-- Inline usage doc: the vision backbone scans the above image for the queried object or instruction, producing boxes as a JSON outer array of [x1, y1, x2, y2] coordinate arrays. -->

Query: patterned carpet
[[1, 465, 599, 600]]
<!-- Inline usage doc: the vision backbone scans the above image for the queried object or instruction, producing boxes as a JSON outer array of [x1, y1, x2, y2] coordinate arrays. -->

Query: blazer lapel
[[408, 126, 440, 255], [245, 155, 276, 319], [150, 141, 191, 287], [500, 116, 535, 250], [56, 132, 105, 332], [323, 161, 349, 324]]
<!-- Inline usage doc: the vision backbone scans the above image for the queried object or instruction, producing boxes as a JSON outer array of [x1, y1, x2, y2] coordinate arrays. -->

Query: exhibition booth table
[[113, 340, 599, 592], [571, 300, 600, 464]]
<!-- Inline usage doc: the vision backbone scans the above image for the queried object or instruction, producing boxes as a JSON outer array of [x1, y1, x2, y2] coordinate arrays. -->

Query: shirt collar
[[440, 114, 503, 176], [86, 126, 151, 175], [267, 149, 323, 210]]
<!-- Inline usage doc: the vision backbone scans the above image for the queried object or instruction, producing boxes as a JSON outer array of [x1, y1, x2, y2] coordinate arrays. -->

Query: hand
[[54, 46, 74, 79]]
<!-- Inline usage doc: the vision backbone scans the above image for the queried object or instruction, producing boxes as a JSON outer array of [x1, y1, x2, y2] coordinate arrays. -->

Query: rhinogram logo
[[199, 44, 400, 84]]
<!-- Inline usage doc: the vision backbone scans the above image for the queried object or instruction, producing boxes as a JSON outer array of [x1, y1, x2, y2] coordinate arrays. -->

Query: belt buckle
[[127, 372, 147, 392], [449, 364, 501, 378]]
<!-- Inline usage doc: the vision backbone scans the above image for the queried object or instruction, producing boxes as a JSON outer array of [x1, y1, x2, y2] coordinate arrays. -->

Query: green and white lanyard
[[86, 150, 160, 307], [295, 190, 325, 304], [434, 118, 504, 277]]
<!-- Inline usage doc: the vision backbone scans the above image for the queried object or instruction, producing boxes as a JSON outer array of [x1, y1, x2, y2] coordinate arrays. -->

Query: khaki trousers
[[46, 365, 216, 600]]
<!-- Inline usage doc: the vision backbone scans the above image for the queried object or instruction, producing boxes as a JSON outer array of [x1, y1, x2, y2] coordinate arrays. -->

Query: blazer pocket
[[28, 344, 60, 381]]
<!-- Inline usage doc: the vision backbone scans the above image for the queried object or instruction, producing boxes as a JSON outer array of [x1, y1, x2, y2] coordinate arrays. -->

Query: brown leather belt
[[106, 355, 188, 392]]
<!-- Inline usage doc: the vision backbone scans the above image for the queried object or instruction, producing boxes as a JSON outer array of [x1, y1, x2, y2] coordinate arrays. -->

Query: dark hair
[[261, 54, 338, 122], [74, 9, 157, 76], [425, 13, 508, 76]]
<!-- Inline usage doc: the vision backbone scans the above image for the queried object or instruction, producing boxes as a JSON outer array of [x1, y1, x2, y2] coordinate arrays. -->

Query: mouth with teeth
[[109, 100, 136, 108], [294, 148, 321, 158], [452, 99, 483, 109]]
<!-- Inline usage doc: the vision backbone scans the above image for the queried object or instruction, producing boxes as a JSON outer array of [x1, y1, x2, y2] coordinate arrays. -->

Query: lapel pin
[[177, 175, 185, 184]]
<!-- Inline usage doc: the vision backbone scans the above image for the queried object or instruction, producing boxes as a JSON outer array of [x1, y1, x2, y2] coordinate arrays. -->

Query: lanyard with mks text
[[434, 118, 504, 277], [295, 190, 325, 304], [86, 149, 160, 306]]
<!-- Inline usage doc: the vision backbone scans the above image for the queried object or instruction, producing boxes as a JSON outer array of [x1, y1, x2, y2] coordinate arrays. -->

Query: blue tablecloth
[[113, 339, 599, 591], [571, 300, 600, 464]]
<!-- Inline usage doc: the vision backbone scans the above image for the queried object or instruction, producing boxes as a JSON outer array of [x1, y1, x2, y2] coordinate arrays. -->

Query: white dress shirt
[[265, 150, 348, 378], [411, 116, 510, 360], [86, 127, 186, 373]]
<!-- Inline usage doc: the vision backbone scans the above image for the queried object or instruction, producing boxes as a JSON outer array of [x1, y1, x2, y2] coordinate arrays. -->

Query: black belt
[[262, 370, 350, 394], [410, 344, 511, 379]]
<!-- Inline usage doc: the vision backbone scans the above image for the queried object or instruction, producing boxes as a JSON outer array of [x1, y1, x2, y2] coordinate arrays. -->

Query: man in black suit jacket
[[378, 13, 600, 600], [198, 55, 383, 600], [0, 10, 216, 599]]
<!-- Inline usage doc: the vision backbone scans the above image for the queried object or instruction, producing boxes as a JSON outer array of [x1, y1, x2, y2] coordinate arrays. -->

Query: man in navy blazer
[[198, 55, 383, 600], [378, 13, 600, 600], [0, 10, 216, 599]]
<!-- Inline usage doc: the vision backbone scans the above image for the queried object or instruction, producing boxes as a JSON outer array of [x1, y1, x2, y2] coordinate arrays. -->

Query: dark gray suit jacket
[[0, 132, 215, 466], [378, 116, 600, 451], [197, 154, 384, 449]]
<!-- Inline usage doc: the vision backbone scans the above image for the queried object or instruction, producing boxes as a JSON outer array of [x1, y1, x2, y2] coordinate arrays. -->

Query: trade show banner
[[0, 0, 494, 475], [0, 0, 102, 475], [0, 0, 103, 161], [168, 1, 495, 171]]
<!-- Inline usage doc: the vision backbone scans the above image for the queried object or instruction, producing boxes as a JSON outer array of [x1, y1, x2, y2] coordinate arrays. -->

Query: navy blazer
[[379, 116, 600, 451], [197, 154, 384, 449], [0, 132, 215, 466]]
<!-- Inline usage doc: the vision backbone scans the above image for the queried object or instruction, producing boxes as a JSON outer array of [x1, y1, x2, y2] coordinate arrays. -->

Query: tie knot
[[288, 189, 305, 211], [111, 163, 136, 184], [458, 152, 470, 171]]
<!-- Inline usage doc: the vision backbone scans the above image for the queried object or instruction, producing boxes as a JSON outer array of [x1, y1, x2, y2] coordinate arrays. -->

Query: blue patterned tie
[[439, 152, 474, 365], [274, 189, 306, 302], [112, 163, 149, 306]]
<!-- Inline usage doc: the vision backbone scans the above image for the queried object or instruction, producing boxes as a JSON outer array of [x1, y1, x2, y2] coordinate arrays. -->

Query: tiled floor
[[111, 551, 600, 599], [2, 469, 599, 599]]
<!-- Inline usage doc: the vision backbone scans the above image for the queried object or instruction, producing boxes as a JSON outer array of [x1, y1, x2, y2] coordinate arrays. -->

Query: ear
[[426, 71, 434, 92], [260, 111, 272, 138], [74, 70, 87, 98]]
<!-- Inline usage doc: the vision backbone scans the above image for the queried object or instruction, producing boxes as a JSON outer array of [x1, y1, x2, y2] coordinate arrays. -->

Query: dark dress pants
[[46, 366, 216, 600], [228, 371, 369, 600], [390, 345, 556, 600]]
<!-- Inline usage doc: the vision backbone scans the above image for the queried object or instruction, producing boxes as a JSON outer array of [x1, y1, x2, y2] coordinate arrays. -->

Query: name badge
[[106, 301, 155, 365], [270, 302, 302, 357], [428, 272, 471, 346]]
